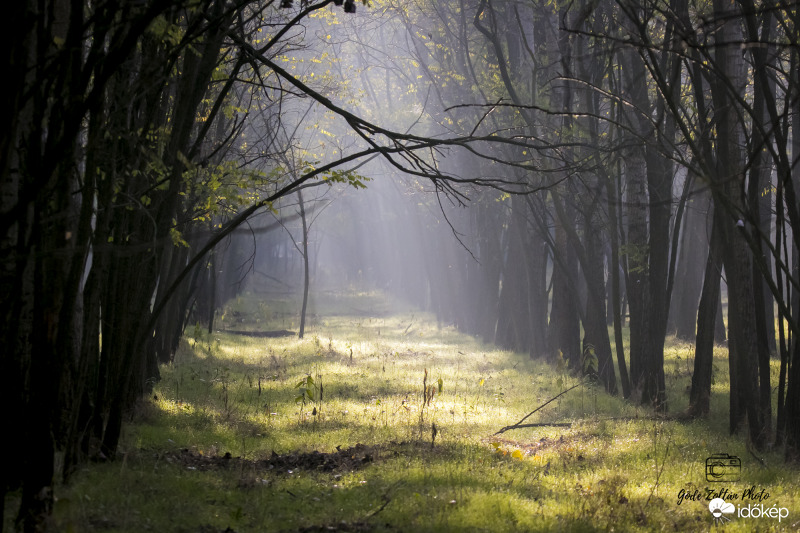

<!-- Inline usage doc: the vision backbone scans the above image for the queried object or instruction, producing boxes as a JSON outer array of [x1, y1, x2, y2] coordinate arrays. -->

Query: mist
[[5, 0, 800, 528]]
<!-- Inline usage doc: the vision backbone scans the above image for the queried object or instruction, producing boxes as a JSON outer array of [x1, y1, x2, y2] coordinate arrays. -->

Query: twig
[[404, 315, 415, 335], [364, 496, 391, 519], [364, 482, 401, 519], [499, 423, 572, 429], [491, 416, 679, 434], [494, 383, 582, 435]]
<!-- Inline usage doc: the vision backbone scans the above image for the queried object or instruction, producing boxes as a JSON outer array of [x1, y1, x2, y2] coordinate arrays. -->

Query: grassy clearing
[[17, 289, 800, 532]]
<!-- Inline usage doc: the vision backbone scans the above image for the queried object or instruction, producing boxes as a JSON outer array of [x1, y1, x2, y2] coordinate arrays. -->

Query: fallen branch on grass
[[498, 422, 573, 429], [494, 383, 582, 435], [364, 481, 401, 519]]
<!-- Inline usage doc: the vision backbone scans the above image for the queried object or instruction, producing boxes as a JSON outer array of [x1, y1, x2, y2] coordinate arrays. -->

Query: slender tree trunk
[[671, 184, 710, 340], [208, 250, 217, 334], [298, 190, 310, 339], [525, 192, 549, 359], [689, 211, 723, 417], [584, 230, 617, 394], [607, 159, 631, 398], [495, 197, 531, 352], [548, 200, 581, 370], [745, 4, 778, 435]]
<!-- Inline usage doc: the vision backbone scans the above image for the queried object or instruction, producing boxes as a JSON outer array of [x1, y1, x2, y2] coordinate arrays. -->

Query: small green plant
[[311, 334, 322, 353], [295, 374, 317, 421], [345, 341, 354, 363], [419, 369, 443, 435], [581, 344, 599, 379], [192, 322, 204, 346], [556, 349, 569, 390]]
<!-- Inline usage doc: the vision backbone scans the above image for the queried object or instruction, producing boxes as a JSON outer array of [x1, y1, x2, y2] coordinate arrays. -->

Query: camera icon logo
[[705, 453, 741, 482]]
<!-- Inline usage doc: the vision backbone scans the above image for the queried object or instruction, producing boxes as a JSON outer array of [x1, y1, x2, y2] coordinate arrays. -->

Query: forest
[[2, 0, 800, 531]]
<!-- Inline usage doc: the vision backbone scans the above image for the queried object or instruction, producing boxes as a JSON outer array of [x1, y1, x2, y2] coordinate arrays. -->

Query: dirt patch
[[264, 445, 375, 473], [289, 521, 392, 532], [196, 526, 237, 533], [162, 443, 376, 474]]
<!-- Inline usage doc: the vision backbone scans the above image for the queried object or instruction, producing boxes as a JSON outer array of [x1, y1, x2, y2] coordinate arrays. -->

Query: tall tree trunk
[[207, 250, 217, 334], [548, 200, 581, 370], [607, 159, 631, 398], [618, 13, 666, 409], [583, 225, 617, 394], [524, 198, 549, 359], [689, 211, 723, 417], [783, 21, 800, 461], [671, 183, 710, 340], [710, 0, 767, 449], [745, 3, 778, 434], [298, 190, 310, 339], [495, 195, 531, 352]]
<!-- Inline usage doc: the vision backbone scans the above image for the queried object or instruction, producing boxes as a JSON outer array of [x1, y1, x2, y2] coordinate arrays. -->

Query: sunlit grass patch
[[37, 288, 800, 532]]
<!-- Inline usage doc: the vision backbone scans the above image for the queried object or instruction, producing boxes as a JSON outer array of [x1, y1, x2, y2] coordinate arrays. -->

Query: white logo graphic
[[709, 498, 735, 525]]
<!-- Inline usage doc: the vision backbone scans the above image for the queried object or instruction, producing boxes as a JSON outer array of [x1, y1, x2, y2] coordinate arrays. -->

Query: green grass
[[13, 288, 800, 532]]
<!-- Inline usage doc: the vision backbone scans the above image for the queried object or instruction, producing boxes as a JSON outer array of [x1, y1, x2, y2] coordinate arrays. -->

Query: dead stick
[[500, 423, 572, 429], [494, 383, 582, 435]]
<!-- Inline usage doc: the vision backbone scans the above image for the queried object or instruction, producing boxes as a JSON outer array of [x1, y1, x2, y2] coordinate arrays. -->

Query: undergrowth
[[10, 288, 799, 532]]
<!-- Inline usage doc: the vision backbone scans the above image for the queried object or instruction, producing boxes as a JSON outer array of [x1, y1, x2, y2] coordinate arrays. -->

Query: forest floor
[[29, 289, 800, 531]]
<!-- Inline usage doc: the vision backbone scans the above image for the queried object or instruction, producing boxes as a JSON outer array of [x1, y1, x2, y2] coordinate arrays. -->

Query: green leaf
[[170, 227, 189, 248]]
